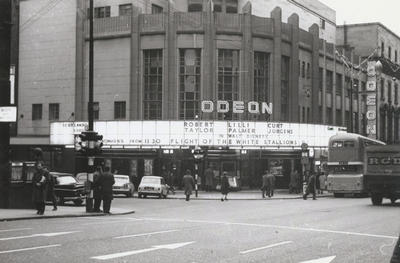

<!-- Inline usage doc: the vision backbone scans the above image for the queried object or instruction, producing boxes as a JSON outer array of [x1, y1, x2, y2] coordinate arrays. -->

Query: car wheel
[[371, 194, 383, 205], [56, 196, 64, 205], [74, 199, 83, 206], [143, 194, 147, 199], [390, 197, 397, 204]]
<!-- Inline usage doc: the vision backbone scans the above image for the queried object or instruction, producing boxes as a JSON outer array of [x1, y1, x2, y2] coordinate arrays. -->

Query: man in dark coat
[[32, 162, 48, 215], [303, 171, 316, 200], [265, 170, 275, 197], [182, 169, 195, 201], [92, 166, 103, 212], [220, 171, 230, 201], [289, 169, 299, 194], [261, 170, 268, 198], [204, 166, 214, 192], [46, 167, 57, 211], [98, 166, 115, 213]]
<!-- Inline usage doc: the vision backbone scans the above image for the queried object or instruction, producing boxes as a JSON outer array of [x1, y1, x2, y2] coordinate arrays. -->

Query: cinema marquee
[[201, 100, 273, 115]]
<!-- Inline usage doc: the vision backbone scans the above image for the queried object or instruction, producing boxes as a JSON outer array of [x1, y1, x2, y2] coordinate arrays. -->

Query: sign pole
[[0, 0, 12, 208]]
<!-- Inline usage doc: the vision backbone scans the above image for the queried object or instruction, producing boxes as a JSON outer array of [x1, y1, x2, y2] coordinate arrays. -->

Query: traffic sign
[[0, 106, 17, 122]]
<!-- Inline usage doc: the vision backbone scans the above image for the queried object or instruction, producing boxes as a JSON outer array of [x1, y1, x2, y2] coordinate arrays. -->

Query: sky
[[319, 0, 400, 36]]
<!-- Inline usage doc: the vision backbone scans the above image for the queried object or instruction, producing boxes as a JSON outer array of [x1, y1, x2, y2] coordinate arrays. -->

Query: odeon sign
[[201, 100, 273, 114]]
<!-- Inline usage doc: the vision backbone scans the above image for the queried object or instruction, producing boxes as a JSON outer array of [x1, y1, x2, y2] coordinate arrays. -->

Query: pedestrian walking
[[167, 168, 175, 195], [261, 170, 268, 198], [32, 162, 48, 215], [289, 169, 299, 194], [220, 171, 230, 201], [318, 170, 327, 194], [92, 166, 103, 212], [182, 169, 195, 201], [265, 170, 275, 197], [46, 167, 57, 211], [98, 166, 115, 213], [204, 166, 214, 192], [303, 171, 316, 200]]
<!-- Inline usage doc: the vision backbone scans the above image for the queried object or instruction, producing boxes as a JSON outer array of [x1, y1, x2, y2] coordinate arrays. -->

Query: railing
[[140, 13, 165, 33], [85, 16, 131, 38], [176, 12, 204, 32], [215, 13, 241, 33], [252, 16, 273, 36]]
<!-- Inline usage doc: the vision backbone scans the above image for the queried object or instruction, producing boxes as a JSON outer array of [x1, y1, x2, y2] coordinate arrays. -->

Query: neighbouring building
[[337, 23, 400, 144], [13, 0, 393, 189]]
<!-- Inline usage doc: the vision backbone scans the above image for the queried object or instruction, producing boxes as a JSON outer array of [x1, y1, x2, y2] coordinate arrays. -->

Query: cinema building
[[12, 0, 378, 189]]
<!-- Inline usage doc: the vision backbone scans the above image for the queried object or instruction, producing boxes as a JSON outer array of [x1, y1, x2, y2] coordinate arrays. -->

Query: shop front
[[48, 120, 344, 190]]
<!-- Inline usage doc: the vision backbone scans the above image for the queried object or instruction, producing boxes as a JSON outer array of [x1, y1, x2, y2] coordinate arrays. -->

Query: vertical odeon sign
[[366, 61, 377, 138]]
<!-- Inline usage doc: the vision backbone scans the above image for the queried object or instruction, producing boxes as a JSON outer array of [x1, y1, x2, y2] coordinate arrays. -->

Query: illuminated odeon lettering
[[201, 100, 273, 115]]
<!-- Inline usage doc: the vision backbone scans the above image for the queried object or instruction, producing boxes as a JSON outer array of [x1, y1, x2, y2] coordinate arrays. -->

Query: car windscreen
[[141, 178, 160, 184], [57, 176, 77, 185]]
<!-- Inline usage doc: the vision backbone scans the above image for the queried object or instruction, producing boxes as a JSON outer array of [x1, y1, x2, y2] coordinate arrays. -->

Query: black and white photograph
[[0, 0, 399, 262]]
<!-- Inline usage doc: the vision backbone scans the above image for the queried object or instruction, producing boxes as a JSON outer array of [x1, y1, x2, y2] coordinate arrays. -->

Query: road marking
[[82, 219, 142, 226], [0, 228, 32, 233], [91, 241, 195, 260], [0, 231, 80, 241], [114, 229, 180, 239], [240, 241, 293, 254], [0, 244, 61, 254], [299, 256, 336, 263], [131, 217, 398, 240]]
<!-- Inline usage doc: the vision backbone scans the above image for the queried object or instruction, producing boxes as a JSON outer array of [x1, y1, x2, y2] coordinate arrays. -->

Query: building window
[[179, 49, 201, 120], [395, 84, 398, 104], [336, 109, 342, 126], [143, 49, 163, 120], [93, 102, 99, 120], [94, 6, 111, 18], [319, 68, 323, 92], [345, 77, 350, 97], [226, 0, 238, 13], [381, 42, 385, 57], [151, 4, 163, 14], [281, 56, 290, 121], [302, 107, 305, 123], [326, 107, 332, 124], [389, 46, 392, 60], [188, 3, 203, 12], [380, 78, 385, 101], [396, 50, 398, 63], [307, 107, 310, 123], [114, 101, 126, 119], [326, 70, 333, 93], [254, 52, 270, 103], [218, 49, 239, 120], [320, 18, 326, 29], [388, 81, 392, 103], [32, 104, 42, 120], [301, 61, 305, 78], [119, 4, 132, 16], [213, 0, 222, 12], [49, 103, 59, 121], [336, 73, 343, 96], [306, 63, 311, 79]]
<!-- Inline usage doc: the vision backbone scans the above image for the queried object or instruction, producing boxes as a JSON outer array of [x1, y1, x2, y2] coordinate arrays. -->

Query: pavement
[[167, 189, 332, 200], [0, 190, 331, 221]]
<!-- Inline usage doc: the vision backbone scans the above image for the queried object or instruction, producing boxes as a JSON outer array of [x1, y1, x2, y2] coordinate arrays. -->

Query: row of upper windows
[[90, 0, 239, 18], [299, 61, 311, 79], [31, 102, 127, 121], [381, 41, 399, 63], [89, 3, 163, 18], [380, 79, 399, 104]]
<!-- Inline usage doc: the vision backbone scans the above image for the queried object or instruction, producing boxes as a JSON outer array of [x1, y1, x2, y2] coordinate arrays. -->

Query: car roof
[[50, 172, 73, 177], [114, 174, 129, 178], [142, 176, 162, 179]]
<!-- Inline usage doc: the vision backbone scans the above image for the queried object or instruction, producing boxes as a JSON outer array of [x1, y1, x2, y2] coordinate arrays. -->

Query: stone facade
[[16, 0, 370, 144]]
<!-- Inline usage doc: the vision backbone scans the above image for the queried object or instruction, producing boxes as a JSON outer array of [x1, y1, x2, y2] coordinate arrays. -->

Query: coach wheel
[[371, 194, 383, 205]]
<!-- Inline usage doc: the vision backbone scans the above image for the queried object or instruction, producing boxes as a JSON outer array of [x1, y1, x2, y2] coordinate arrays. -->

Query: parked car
[[75, 172, 87, 184], [138, 176, 168, 199], [50, 172, 86, 206], [113, 174, 135, 197]]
